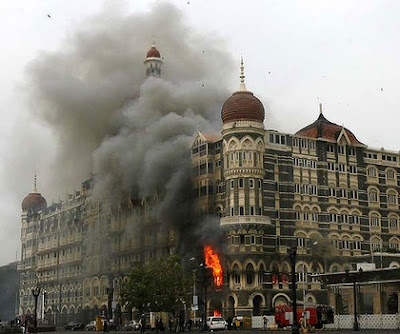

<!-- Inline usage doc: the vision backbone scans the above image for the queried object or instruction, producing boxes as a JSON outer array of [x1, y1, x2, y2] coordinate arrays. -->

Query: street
[[51, 330, 400, 334]]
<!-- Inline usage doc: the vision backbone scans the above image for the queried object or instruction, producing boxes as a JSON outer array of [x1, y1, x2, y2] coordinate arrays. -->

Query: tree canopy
[[121, 255, 192, 313]]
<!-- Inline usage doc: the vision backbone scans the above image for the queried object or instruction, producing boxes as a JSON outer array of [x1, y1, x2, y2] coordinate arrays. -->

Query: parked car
[[206, 317, 226, 331], [85, 321, 96, 331], [122, 320, 139, 331], [65, 322, 85, 331]]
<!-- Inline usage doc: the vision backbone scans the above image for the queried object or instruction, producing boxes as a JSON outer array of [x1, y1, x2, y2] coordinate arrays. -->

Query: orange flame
[[213, 310, 221, 317], [204, 245, 223, 287]]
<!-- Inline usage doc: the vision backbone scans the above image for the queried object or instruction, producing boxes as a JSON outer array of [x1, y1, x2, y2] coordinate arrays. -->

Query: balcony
[[220, 215, 271, 227]]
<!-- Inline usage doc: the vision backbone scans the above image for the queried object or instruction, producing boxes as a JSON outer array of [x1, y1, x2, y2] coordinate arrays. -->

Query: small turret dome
[[146, 45, 161, 58], [21, 175, 47, 212]]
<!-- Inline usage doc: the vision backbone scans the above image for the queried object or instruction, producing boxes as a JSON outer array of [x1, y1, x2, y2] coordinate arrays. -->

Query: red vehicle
[[274, 304, 333, 328]]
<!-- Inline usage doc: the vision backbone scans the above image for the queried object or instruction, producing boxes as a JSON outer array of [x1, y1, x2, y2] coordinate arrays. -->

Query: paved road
[[51, 330, 400, 334]]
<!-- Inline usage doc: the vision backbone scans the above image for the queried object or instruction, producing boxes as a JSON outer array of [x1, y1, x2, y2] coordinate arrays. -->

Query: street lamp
[[106, 287, 114, 321], [32, 286, 41, 332], [289, 247, 299, 334], [345, 269, 362, 331]]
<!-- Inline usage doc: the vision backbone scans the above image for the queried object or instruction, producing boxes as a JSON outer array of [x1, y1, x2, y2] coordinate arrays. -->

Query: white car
[[206, 317, 226, 331]]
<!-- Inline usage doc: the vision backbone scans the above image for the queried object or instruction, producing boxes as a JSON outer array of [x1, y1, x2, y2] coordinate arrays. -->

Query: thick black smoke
[[26, 2, 234, 252]]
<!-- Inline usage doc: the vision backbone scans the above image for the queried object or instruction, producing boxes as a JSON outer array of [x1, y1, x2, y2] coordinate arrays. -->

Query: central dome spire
[[220, 57, 265, 124], [239, 55, 247, 92]]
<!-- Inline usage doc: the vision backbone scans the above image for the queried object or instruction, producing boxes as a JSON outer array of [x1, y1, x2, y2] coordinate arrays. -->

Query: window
[[239, 207, 244, 215], [230, 180, 234, 189], [342, 240, 350, 249], [295, 211, 301, 220], [342, 214, 349, 224], [309, 141, 316, 150], [301, 139, 308, 149], [338, 146, 345, 154], [367, 167, 377, 177], [327, 162, 336, 171], [389, 218, 398, 229], [352, 215, 360, 225], [387, 169, 395, 180], [258, 179, 262, 189], [230, 207, 234, 216], [339, 189, 347, 198], [295, 184, 301, 193], [329, 188, 336, 197], [354, 241, 361, 250], [371, 241, 381, 251], [338, 164, 346, 172], [390, 241, 399, 251], [270, 133, 286, 145], [330, 213, 338, 223], [293, 138, 299, 147], [365, 152, 378, 159], [297, 237, 306, 247], [388, 192, 397, 204], [370, 215, 380, 227], [312, 213, 318, 222], [233, 266, 241, 284], [239, 178, 244, 188], [327, 144, 335, 153], [369, 190, 378, 203], [349, 190, 358, 200], [348, 165, 357, 174], [250, 207, 255, 215], [249, 179, 254, 188], [303, 212, 309, 221], [348, 148, 356, 156]]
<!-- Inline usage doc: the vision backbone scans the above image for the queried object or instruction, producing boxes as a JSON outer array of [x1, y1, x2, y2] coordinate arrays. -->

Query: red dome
[[146, 46, 161, 58], [22, 192, 47, 212], [221, 91, 265, 124], [295, 113, 363, 145]]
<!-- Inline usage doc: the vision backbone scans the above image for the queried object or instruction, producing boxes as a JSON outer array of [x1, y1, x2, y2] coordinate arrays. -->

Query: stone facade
[[191, 80, 400, 316]]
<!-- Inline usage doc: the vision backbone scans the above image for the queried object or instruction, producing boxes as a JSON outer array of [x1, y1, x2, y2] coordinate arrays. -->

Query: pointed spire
[[319, 103, 323, 114], [239, 55, 247, 91], [33, 173, 38, 193]]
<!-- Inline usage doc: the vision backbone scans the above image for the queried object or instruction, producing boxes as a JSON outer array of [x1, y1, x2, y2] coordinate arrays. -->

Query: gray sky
[[1, 0, 400, 265]]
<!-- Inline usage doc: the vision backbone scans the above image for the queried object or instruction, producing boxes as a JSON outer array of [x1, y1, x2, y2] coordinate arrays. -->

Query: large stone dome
[[221, 91, 265, 124], [22, 192, 47, 212]]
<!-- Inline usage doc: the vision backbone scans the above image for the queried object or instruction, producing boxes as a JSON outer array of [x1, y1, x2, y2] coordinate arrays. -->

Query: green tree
[[121, 255, 192, 313]]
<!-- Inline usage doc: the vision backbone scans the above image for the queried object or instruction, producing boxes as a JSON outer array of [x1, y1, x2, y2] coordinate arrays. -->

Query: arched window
[[389, 237, 400, 251], [388, 190, 398, 205], [370, 213, 380, 227], [258, 263, 266, 284], [368, 188, 379, 203], [246, 263, 255, 285], [387, 168, 396, 181], [389, 216, 399, 229], [371, 237, 382, 251], [233, 264, 241, 284]]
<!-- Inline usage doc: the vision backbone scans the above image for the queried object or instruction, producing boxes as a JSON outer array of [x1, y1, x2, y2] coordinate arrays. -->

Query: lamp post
[[106, 287, 114, 321], [32, 286, 41, 332], [345, 269, 361, 331], [289, 247, 299, 334]]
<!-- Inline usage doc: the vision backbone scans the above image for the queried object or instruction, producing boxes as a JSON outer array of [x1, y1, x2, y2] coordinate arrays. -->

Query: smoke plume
[[25, 2, 234, 252]]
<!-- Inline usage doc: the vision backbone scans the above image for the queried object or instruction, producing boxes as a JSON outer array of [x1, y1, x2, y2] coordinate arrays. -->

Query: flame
[[204, 245, 223, 287], [213, 310, 221, 317]]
